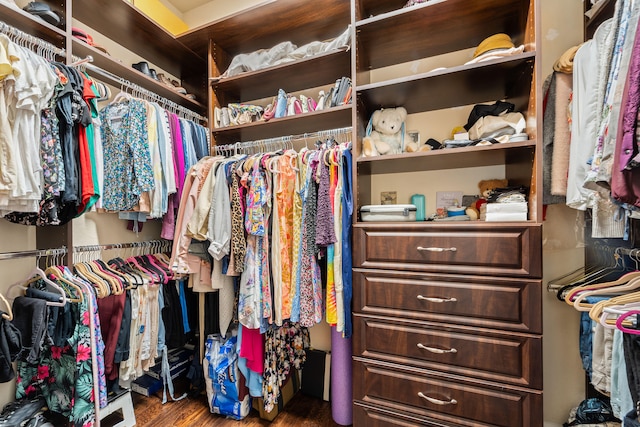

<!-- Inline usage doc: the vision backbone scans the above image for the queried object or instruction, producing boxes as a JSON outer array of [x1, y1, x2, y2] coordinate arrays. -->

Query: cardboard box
[[252, 369, 300, 421]]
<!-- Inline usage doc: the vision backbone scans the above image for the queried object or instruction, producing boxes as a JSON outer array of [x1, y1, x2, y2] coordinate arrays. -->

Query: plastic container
[[360, 204, 417, 222], [410, 194, 425, 221]]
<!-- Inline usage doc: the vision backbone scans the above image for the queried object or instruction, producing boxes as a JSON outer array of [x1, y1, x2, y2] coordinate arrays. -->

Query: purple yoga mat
[[331, 327, 353, 425]]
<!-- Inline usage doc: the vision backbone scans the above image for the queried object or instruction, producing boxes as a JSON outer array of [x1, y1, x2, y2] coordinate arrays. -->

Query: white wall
[[539, 0, 590, 425]]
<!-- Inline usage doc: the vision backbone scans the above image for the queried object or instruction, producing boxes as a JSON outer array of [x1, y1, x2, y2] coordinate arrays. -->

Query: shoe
[[185, 93, 196, 100], [170, 79, 187, 95], [220, 107, 230, 127], [132, 61, 152, 77], [316, 90, 325, 111], [275, 89, 287, 118], [307, 96, 317, 112], [263, 98, 277, 121], [287, 96, 297, 116], [149, 68, 159, 81], [24, 414, 53, 427], [23, 2, 61, 27], [299, 95, 309, 113], [157, 73, 174, 88], [214, 107, 221, 128], [0, 397, 47, 427]]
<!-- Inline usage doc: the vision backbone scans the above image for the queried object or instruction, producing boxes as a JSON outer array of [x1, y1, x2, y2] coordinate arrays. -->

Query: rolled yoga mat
[[331, 327, 353, 425]]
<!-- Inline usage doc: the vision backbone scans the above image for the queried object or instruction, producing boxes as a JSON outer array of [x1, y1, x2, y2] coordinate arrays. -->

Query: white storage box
[[360, 204, 416, 222]]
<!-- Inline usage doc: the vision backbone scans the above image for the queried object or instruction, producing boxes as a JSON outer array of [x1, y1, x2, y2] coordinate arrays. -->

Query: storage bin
[[360, 204, 416, 222]]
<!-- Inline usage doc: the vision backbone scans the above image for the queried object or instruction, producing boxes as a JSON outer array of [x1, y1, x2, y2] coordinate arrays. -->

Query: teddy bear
[[362, 107, 407, 156], [475, 179, 508, 217]]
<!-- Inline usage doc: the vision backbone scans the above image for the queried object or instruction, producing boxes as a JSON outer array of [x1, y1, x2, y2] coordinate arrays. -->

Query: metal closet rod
[[0, 20, 65, 57], [216, 126, 353, 154], [79, 61, 207, 123], [73, 239, 171, 252], [0, 247, 67, 261]]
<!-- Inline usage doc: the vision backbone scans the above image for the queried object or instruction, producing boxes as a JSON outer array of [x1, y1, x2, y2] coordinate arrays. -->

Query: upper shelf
[[177, 0, 351, 59], [0, 3, 65, 49], [72, 0, 205, 79], [211, 105, 353, 145], [356, 140, 536, 175], [73, 39, 207, 113], [356, 0, 531, 70], [211, 48, 351, 103], [357, 51, 535, 114]]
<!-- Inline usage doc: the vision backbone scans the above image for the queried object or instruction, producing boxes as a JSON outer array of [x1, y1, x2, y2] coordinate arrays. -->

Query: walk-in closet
[[0, 0, 637, 426]]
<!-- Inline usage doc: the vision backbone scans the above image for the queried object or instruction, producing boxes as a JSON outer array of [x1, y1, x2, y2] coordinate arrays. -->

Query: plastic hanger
[[0, 293, 13, 321], [563, 254, 632, 305], [45, 266, 84, 303], [572, 274, 640, 311], [615, 309, 640, 335], [8, 267, 67, 307]]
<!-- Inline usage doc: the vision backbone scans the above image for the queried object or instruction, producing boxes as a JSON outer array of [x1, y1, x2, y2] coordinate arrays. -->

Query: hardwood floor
[[104, 390, 344, 426]]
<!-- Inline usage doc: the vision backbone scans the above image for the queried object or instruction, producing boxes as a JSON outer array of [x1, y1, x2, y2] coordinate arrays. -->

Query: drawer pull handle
[[418, 392, 457, 406], [417, 246, 457, 252], [417, 343, 457, 354], [417, 295, 457, 303]]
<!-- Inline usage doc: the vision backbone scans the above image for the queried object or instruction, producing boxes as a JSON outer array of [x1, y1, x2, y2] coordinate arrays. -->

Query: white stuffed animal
[[362, 107, 407, 156]]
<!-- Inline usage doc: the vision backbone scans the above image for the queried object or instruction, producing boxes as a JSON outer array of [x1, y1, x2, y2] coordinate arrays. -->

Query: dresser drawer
[[354, 223, 542, 278], [353, 316, 542, 389], [354, 403, 454, 427], [353, 270, 542, 333], [353, 359, 543, 427]]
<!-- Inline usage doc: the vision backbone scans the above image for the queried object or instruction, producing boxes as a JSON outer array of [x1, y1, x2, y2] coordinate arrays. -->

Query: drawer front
[[354, 403, 454, 427], [354, 224, 542, 278], [353, 359, 543, 427], [353, 316, 542, 389], [353, 270, 542, 333]]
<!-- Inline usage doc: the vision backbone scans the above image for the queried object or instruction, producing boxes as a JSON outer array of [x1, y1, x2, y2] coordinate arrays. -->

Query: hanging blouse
[[99, 98, 154, 211]]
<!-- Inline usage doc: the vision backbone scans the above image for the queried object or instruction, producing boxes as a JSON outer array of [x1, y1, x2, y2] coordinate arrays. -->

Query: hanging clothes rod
[[76, 60, 207, 123], [0, 20, 65, 58], [215, 126, 353, 155], [0, 247, 67, 261], [73, 239, 171, 253]]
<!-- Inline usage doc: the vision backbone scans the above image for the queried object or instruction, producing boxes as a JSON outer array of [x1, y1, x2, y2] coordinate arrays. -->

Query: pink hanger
[[615, 309, 640, 335]]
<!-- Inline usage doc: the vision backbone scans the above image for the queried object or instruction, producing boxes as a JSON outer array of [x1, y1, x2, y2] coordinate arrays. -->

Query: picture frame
[[407, 130, 420, 145]]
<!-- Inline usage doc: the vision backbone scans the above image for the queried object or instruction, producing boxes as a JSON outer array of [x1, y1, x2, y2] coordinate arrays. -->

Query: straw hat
[[473, 33, 514, 58]]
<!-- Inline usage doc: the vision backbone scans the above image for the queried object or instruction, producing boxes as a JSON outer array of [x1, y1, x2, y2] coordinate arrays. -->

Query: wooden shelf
[[355, 140, 536, 175], [178, 0, 351, 59], [72, 0, 204, 80], [356, 0, 531, 70], [73, 39, 207, 114], [353, 218, 538, 227], [584, 0, 615, 40], [211, 104, 353, 144], [357, 51, 535, 114], [0, 3, 65, 49], [211, 48, 351, 103]]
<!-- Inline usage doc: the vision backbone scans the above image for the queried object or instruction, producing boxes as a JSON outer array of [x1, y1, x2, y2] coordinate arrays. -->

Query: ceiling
[[165, 0, 211, 14]]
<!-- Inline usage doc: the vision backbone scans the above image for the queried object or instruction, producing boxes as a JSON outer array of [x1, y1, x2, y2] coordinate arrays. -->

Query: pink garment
[[170, 113, 186, 201], [239, 327, 264, 374]]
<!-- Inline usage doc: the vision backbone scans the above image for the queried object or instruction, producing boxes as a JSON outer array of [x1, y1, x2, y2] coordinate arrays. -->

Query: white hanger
[[8, 267, 67, 307]]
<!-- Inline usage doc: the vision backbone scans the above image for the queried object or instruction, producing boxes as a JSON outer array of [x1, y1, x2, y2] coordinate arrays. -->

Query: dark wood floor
[[104, 390, 344, 426]]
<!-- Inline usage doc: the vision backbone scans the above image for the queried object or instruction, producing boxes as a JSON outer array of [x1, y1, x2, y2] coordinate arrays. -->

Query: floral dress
[[262, 321, 310, 412], [99, 98, 154, 211], [16, 274, 96, 427]]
